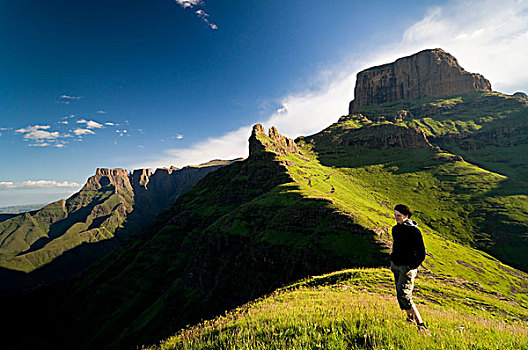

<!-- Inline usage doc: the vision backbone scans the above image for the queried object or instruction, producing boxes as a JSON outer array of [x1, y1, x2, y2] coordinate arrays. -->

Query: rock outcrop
[[349, 48, 492, 113], [249, 124, 300, 157], [83, 168, 134, 193]]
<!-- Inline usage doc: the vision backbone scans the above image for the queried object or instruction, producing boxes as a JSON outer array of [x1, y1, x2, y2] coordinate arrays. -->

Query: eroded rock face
[[349, 48, 492, 113], [249, 124, 300, 157], [83, 168, 134, 193]]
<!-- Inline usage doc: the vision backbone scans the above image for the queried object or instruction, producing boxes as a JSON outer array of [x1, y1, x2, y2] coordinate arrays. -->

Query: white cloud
[[59, 94, 83, 100], [196, 9, 218, 30], [16, 125, 61, 141], [0, 180, 81, 190], [134, 0, 528, 169], [175, 0, 202, 8], [28, 143, 65, 148], [59, 94, 83, 104], [175, 0, 218, 30], [105, 122, 115, 126], [96, 110, 107, 114], [77, 119, 103, 129], [73, 128, 95, 136], [134, 126, 251, 169]]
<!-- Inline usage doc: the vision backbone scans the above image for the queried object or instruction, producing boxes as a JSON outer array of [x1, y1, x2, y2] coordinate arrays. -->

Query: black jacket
[[390, 219, 426, 269]]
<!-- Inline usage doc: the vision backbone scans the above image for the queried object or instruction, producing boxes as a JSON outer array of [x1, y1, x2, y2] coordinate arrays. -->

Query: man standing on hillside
[[390, 204, 429, 332]]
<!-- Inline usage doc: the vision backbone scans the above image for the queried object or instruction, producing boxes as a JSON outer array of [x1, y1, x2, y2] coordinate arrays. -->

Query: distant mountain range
[[0, 203, 45, 215], [2, 48, 527, 349], [0, 159, 239, 293]]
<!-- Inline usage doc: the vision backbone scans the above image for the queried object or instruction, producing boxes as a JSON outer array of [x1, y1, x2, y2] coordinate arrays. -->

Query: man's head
[[394, 204, 412, 224]]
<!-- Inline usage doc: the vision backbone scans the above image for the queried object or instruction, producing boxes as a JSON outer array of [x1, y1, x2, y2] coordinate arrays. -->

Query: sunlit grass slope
[[27, 91, 527, 349], [151, 268, 528, 350], [148, 111, 528, 349], [0, 188, 131, 272], [298, 91, 528, 271]]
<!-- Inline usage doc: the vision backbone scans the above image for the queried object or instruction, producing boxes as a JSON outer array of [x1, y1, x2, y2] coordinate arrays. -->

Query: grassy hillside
[[0, 163, 228, 293], [150, 268, 528, 350], [5, 92, 527, 349], [302, 91, 528, 271], [0, 187, 132, 273]]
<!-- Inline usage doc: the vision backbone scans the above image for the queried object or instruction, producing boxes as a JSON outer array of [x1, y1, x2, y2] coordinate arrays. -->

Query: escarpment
[[349, 48, 492, 113], [0, 159, 234, 293]]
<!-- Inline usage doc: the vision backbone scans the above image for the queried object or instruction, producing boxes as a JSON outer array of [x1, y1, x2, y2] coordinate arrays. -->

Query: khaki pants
[[390, 261, 417, 310]]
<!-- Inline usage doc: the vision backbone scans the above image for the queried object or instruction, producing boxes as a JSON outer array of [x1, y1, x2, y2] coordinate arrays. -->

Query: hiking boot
[[406, 314, 415, 323], [417, 323, 430, 334]]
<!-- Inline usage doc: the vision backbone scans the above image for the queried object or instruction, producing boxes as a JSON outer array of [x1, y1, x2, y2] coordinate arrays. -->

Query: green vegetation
[[0, 187, 132, 272], [146, 91, 528, 349], [6, 91, 527, 350], [151, 269, 528, 350]]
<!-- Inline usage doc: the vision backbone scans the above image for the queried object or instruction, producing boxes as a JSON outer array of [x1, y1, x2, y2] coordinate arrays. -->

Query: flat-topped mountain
[[3, 49, 528, 349], [349, 48, 492, 112]]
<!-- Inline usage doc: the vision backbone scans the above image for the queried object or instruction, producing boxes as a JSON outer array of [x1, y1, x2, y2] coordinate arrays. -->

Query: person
[[390, 204, 429, 332]]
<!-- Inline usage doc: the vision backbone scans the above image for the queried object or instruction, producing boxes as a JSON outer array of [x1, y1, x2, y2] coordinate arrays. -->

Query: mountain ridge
[[2, 48, 527, 349], [0, 160, 237, 293]]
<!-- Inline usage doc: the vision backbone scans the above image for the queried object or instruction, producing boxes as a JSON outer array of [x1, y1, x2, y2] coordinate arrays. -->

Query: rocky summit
[[349, 48, 492, 113]]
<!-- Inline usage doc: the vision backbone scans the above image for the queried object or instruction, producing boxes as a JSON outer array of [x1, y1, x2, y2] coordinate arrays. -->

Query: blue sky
[[1, 0, 528, 207]]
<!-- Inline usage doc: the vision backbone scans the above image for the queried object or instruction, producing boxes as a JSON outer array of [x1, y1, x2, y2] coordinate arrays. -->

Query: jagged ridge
[[0, 161, 233, 293]]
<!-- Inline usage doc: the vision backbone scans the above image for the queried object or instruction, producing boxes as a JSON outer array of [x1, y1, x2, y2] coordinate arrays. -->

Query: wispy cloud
[[59, 94, 83, 104], [0, 127, 10, 137], [73, 128, 95, 136], [105, 122, 115, 126], [96, 110, 107, 114], [175, 0, 218, 30], [134, 0, 528, 169], [195, 9, 218, 30], [77, 119, 103, 129], [0, 180, 81, 189], [28, 142, 65, 148]]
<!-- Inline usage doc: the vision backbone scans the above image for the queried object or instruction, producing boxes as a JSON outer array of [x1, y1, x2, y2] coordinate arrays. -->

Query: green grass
[[297, 92, 528, 271], [23, 92, 527, 349], [150, 269, 528, 350]]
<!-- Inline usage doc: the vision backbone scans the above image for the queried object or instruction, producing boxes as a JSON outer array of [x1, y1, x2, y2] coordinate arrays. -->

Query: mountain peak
[[249, 124, 300, 158], [349, 48, 492, 113]]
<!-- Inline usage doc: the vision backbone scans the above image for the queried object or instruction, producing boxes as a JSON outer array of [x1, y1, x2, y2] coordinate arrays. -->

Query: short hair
[[394, 204, 412, 218]]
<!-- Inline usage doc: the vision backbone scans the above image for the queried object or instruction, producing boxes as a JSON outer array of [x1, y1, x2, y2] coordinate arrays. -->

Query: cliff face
[[0, 160, 234, 293], [349, 48, 492, 113]]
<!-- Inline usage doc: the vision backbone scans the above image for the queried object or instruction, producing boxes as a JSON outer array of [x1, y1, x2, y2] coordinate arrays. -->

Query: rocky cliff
[[0, 160, 235, 293], [349, 48, 492, 113]]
